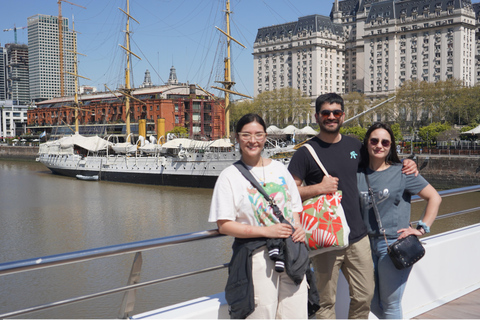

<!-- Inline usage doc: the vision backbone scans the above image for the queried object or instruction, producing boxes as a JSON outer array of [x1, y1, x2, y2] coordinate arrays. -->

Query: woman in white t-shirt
[[209, 113, 308, 319]]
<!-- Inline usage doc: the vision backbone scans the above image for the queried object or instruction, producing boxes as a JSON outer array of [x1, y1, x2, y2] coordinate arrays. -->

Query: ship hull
[[38, 151, 244, 188]]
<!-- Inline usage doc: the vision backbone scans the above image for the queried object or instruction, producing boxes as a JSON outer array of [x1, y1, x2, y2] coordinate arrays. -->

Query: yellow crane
[[3, 24, 27, 44], [57, 0, 85, 97]]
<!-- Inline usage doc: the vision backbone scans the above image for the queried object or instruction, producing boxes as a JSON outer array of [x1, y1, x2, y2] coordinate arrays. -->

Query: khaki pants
[[247, 247, 308, 319], [311, 235, 374, 319]]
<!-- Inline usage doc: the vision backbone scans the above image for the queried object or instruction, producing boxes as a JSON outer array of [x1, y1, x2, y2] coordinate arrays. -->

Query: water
[[0, 159, 479, 318]]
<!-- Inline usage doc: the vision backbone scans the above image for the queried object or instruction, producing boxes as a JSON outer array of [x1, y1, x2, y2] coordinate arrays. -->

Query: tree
[[390, 123, 403, 143], [340, 126, 367, 141], [343, 92, 368, 127], [417, 122, 451, 143], [168, 126, 188, 136], [254, 88, 311, 127], [229, 99, 256, 130]]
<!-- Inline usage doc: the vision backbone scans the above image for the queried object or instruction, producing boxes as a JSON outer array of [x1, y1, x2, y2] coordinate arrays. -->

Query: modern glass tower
[[27, 14, 75, 102]]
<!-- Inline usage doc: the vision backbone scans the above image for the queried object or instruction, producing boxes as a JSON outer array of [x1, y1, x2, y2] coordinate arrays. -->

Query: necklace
[[250, 158, 266, 187]]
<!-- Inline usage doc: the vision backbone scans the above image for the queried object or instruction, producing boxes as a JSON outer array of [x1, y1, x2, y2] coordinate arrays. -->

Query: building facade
[[27, 84, 226, 139], [253, 15, 346, 98], [0, 46, 6, 101], [0, 100, 31, 138], [4, 44, 30, 104], [254, 0, 477, 100], [27, 14, 75, 102]]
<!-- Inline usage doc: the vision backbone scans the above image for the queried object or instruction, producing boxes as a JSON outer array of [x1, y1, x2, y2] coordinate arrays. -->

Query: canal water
[[0, 159, 479, 318]]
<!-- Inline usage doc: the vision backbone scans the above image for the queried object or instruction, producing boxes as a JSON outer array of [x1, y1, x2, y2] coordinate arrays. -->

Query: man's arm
[[402, 159, 418, 176], [292, 174, 339, 201]]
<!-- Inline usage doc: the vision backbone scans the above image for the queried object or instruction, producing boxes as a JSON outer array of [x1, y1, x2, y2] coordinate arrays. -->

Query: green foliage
[[256, 88, 312, 127], [340, 126, 367, 141], [460, 122, 478, 133], [390, 123, 403, 142], [168, 126, 188, 135], [229, 99, 256, 130], [417, 122, 451, 143]]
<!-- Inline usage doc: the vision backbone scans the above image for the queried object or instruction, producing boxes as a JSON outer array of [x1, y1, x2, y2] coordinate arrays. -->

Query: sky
[[0, 0, 334, 100], [0, 0, 334, 98]]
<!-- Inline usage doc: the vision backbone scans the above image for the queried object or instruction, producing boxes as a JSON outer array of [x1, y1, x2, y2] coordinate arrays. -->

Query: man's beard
[[319, 119, 342, 134]]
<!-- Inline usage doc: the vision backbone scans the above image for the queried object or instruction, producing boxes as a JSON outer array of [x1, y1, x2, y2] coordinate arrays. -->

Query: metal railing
[[0, 185, 479, 319]]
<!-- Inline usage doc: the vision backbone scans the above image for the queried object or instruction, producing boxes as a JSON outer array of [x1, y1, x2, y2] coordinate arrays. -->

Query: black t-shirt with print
[[288, 135, 367, 244]]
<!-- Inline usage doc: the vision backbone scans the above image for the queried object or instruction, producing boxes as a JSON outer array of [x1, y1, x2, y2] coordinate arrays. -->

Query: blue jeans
[[369, 237, 412, 319]]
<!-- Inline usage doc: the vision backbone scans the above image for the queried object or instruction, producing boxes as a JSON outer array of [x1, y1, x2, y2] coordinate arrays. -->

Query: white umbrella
[[300, 126, 318, 135], [464, 125, 480, 134], [282, 125, 299, 135]]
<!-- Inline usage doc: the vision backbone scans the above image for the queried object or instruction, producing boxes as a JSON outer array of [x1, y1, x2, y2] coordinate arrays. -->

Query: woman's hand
[[397, 226, 423, 239], [291, 224, 306, 243], [264, 223, 294, 238]]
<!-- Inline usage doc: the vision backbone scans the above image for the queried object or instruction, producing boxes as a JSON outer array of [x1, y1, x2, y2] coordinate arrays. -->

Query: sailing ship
[[36, 0, 288, 188]]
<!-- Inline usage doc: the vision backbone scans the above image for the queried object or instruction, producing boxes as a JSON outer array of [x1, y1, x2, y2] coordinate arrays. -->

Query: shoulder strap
[[303, 144, 330, 177], [234, 160, 289, 225], [364, 171, 389, 245]]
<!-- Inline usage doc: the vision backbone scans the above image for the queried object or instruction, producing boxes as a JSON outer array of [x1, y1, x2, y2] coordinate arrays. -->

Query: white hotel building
[[253, 0, 478, 103]]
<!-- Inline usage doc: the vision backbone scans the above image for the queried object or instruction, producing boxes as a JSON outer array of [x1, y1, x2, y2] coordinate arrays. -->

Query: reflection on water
[[0, 159, 478, 318]]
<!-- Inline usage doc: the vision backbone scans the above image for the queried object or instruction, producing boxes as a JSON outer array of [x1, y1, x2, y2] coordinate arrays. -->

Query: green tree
[[254, 88, 311, 127], [343, 92, 368, 127], [340, 126, 367, 141], [229, 99, 256, 130], [390, 123, 403, 143], [417, 122, 451, 143], [461, 122, 478, 133], [168, 126, 188, 136]]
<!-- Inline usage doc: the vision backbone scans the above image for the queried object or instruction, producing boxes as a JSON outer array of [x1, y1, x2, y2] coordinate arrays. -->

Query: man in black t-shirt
[[288, 93, 374, 319], [289, 93, 416, 319]]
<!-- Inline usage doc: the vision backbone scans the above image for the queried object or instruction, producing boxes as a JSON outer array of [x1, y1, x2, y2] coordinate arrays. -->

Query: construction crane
[[3, 24, 27, 44], [58, 0, 85, 97]]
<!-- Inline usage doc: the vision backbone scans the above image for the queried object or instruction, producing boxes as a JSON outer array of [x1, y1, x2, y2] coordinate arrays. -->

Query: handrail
[[0, 229, 223, 277], [0, 185, 479, 318]]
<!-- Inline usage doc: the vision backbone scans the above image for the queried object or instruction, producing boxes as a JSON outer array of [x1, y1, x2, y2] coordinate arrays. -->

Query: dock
[[414, 288, 480, 319]]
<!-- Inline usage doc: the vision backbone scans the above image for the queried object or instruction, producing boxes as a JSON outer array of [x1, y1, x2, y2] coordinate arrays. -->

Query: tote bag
[[300, 144, 350, 255]]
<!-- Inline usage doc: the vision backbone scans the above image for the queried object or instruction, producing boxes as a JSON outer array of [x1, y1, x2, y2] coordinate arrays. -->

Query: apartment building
[[0, 46, 6, 101], [254, 0, 477, 99], [27, 14, 75, 102], [0, 100, 30, 138], [4, 44, 30, 104]]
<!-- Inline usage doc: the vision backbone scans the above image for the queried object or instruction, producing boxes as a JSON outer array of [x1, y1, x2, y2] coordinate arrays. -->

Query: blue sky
[[0, 0, 333, 99]]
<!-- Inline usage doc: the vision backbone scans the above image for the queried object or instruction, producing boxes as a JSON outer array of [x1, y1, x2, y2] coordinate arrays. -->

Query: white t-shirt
[[208, 160, 303, 227]]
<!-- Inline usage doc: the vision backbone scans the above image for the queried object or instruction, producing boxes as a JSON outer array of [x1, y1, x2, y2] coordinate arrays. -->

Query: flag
[[39, 131, 46, 138]]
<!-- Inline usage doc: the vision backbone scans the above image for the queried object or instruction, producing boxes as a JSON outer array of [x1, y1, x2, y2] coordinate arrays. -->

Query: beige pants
[[247, 246, 308, 319], [312, 235, 375, 319]]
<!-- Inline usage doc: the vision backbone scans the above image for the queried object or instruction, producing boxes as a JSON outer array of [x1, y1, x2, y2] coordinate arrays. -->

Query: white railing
[[0, 186, 479, 319]]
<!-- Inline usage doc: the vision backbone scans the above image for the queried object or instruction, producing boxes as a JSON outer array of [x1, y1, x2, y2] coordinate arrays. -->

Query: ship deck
[[414, 288, 480, 319]]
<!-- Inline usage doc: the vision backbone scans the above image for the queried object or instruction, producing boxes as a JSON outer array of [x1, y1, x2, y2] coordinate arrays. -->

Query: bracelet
[[417, 221, 430, 233]]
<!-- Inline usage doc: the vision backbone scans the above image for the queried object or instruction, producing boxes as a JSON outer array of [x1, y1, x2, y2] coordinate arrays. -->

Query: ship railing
[[0, 185, 479, 319]]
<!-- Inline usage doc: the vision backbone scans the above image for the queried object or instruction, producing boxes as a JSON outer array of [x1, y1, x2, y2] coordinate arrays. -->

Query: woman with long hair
[[357, 122, 441, 319], [209, 113, 308, 319]]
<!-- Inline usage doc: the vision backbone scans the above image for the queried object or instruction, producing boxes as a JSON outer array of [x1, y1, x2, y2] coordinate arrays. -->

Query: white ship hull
[[37, 145, 288, 188]]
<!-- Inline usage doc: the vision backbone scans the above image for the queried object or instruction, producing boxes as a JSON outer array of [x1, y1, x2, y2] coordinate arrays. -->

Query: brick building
[[27, 84, 226, 139]]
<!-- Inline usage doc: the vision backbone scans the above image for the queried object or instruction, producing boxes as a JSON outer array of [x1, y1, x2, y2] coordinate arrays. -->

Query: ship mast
[[212, 0, 251, 138], [118, 0, 142, 143], [68, 19, 90, 134], [58, 0, 85, 97]]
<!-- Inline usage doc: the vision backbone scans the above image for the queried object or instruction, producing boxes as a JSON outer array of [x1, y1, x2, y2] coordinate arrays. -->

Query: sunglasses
[[369, 138, 391, 147], [319, 109, 344, 119]]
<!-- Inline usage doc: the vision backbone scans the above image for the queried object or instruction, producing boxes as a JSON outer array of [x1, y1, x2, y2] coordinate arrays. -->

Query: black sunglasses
[[369, 138, 391, 147], [319, 109, 344, 119]]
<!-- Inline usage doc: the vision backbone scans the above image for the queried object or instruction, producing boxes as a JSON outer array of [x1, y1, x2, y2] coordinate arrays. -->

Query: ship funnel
[[157, 118, 166, 144]]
